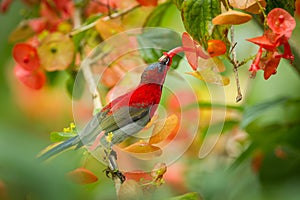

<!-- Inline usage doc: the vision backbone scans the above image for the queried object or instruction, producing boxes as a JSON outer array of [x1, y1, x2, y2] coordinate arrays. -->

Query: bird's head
[[140, 56, 171, 85]]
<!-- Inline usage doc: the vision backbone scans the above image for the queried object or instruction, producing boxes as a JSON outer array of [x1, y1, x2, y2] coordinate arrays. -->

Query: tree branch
[[81, 58, 103, 111], [69, 4, 141, 37], [229, 26, 243, 103], [73, 7, 122, 195]]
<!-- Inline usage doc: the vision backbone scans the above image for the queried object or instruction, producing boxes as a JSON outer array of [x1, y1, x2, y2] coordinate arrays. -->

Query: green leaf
[[144, 2, 173, 27], [45, 71, 61, 86], [171, 0, 185, 10], [137, 28, 183, 69], [181, 0, 229, 49], [230, 143, 257, 170], [167, 192, 202, 200], [240, 97, 289, 128], [72, 14, 103, 51], [290, 40, 300, 77], [201, 120, 240, 140], [50, 131, 77, 142], [259, 146, 300, 185], [182, 101, 244, 111], [266, 0, 296, 16], [66, 70, 85, 100]]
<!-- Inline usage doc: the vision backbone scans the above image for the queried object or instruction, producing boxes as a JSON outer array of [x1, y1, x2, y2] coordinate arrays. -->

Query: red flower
[[13, 43, 46, 89], [14, 65, 46, 90], [267, 8, 296, 37], [247, 8, 295, 79], [13, 43, 40, 71]]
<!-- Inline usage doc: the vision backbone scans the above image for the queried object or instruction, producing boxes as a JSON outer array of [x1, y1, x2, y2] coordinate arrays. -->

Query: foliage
[[0, 0, 300, 199]]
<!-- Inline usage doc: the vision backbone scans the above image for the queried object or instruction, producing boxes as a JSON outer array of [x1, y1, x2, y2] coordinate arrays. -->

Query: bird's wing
[[100, 105, 152, 133], [79, 105, 152, 145]]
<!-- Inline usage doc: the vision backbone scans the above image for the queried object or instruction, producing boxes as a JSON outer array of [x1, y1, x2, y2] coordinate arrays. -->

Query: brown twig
[[73, 7, 122, 195], [69, 4, 141, 37], [229, 26, 243, 103]]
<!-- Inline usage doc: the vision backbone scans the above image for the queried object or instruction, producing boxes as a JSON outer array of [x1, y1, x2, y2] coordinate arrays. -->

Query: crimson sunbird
[[38, 55, 172, 182]]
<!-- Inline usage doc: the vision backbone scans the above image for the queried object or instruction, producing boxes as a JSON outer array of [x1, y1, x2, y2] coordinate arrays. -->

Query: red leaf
[[251, 151, 264, 173], [207, 39, 227, 57], [267, 8, 296, 37], [67, 167, 98, 185], [13, 43, 40, 71], [14, 65, 46, 90], [0, 0, 12, 13], [182, 32, 209, 70], [136, 0, 158, 6], [0, 180, 9, 200], [124, 170, 152, 182]]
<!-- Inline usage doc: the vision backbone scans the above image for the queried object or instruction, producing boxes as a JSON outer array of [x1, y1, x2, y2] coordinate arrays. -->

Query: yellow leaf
[[144, 114, 159, 129], [96, 18, 124, 39], [198, 57, 226, 72], [229, 0, 266, 14], [186, 68, 230, 86], [67, 168, 98, 185], [38, 32, 75, 71], [123, 141, 162, 160], [149, 114, 178, 144], [9, 21, 35, 42], [212, 10, 252, 25]]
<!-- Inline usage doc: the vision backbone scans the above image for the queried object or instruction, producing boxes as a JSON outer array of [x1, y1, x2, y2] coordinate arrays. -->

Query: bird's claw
[[104, 168, 126, 183]]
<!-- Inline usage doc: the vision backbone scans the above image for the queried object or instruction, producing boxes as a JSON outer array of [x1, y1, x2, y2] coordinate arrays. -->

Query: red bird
[[38, 55, 172, 181]]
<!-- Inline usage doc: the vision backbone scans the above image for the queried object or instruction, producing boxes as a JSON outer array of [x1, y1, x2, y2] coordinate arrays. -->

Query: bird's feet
[[104, 168, 126, 183]]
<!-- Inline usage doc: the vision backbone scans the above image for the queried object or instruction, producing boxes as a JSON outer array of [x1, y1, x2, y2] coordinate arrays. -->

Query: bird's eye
[[160, 56, 170, 65]]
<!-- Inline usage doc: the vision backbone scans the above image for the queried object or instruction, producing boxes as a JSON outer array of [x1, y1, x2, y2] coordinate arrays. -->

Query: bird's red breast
[[102, 83, 162, 117]]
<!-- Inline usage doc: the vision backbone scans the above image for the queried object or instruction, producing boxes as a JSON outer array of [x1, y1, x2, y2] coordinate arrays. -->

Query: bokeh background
[[1, 1, 300, 200]]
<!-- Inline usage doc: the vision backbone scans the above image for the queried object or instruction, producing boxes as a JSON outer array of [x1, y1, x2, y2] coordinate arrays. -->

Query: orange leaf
[[123, 141, 162, 160], [212, 10, 252, 25], [67, 167, 98, 185], [96, 18, 124, 39], [229, 0, 266, 14], [207, 39, 227, 57], [144, 114, 159, 129], [149, 114, 178, 144], [186, 68, 230, 86]]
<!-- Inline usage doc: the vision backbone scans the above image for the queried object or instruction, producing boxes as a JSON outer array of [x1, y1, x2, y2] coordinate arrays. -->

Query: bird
[[38, 55, 172, 182]]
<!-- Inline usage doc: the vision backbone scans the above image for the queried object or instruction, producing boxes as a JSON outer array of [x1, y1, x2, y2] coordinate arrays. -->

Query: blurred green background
[[1, 1, 300, 200]]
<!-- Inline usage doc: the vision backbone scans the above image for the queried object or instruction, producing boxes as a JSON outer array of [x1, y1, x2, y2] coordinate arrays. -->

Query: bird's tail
[[37, 136, 81, 162]]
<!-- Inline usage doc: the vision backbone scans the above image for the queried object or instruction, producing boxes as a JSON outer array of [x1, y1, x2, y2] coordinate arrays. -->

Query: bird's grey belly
[[100, 114, 151, 148]]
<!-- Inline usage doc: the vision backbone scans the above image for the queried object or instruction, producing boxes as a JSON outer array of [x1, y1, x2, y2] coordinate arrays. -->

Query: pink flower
[[247, 8, 295, 80]]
